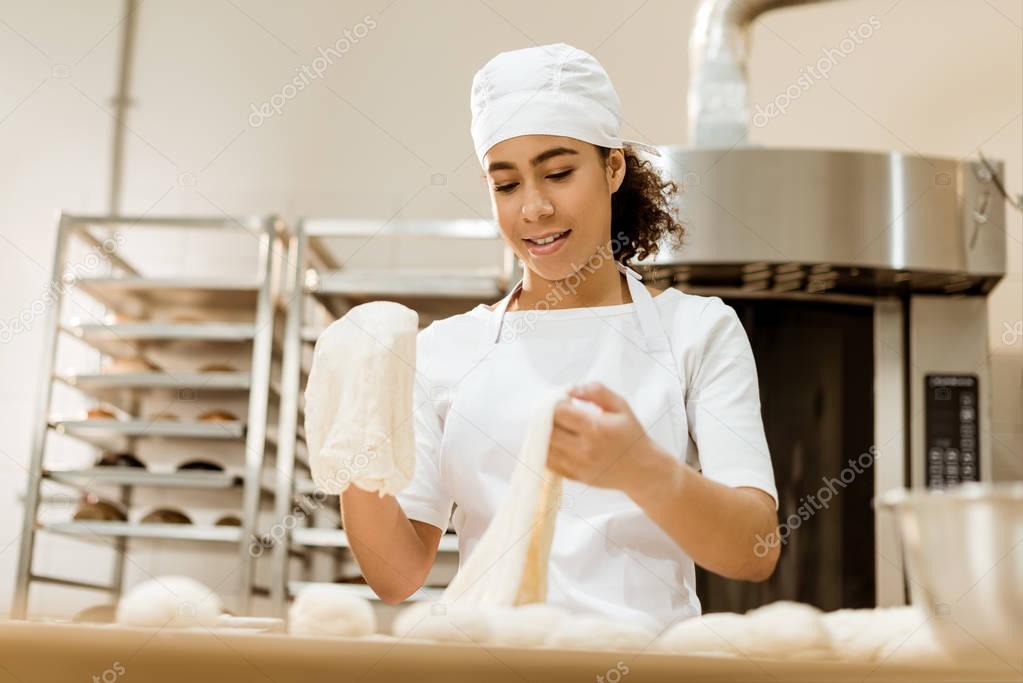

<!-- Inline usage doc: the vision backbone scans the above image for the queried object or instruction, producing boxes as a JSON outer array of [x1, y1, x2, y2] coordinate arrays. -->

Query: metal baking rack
[[12, 212, 283, 619], [268, 218, 515, 614]]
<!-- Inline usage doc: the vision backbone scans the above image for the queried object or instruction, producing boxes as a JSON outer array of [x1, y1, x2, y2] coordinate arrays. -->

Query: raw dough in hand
[[384, 371, 674, 650], [439, 386, 567, 607], [305, 302, 419, 496], [289, 585, 376, 638], [392, 387, 567, 644], [116, 576, 222, 629]]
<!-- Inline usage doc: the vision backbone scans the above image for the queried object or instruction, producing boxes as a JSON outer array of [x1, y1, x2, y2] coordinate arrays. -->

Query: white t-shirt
[[397, 287, 778, 626]]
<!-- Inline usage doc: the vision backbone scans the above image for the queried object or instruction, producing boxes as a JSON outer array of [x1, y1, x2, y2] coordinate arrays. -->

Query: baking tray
[[73, 276, 262, 310], [65, 321, 256, 358], [43, 521, 242, 543], [44, 468, 242, 489]]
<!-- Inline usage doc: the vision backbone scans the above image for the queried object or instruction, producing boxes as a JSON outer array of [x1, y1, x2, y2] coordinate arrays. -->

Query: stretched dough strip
[[514, 467, 563, 605], [441, 386, 567, 607]]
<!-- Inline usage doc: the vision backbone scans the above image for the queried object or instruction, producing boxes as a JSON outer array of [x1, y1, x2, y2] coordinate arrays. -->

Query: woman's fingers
[[549, 424, 581, 454], [567, 382, 626, 412], [552, 400, 594, 434], [548, 425, 584, 476]]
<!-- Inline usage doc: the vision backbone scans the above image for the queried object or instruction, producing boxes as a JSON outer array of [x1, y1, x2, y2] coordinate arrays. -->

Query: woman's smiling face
[[483, 134, 625, 281]]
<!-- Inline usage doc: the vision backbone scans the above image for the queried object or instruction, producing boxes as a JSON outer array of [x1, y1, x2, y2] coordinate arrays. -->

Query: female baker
[[341, 43, 780, 632]]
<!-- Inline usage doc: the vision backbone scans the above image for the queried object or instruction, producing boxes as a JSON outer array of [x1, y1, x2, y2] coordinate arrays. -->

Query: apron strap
[[490, 261, 672, 355], [489, 280, 521, 344], [616, 262, 671, 354]]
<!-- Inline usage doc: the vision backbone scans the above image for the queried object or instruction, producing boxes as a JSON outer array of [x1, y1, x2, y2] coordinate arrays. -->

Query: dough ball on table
[[745, 601, 833, 660], [823, 607, 889, 661], [822, 606, 945, 663], [652, 612, 752, 656], [116, 576, 222, 629], [486, 603, 571, 647], [391, 602, 492, 645], [546, 615, 657, 652], [289, 585, 376, 638], [872, 607, 947, 663]]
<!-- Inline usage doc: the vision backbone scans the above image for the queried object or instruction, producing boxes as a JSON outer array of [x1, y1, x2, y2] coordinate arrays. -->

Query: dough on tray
[[288, 584, 376, 638], [305, 301, 419, 496]]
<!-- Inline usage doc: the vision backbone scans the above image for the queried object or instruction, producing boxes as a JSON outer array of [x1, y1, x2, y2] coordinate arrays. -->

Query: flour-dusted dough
[[823, 606, 950, 663], [653, 601, 831, 660], [438, 386, 567, 607], [486, 603, 571, 647], [391, 601, 493, 644], [305, 302, 419, 496], [744, 601, 833, 660], [116, 576, 222, 629], [546, 614, 657, 652], [652, 612, 752, 656], [823, 607, 896, 661], [288, 585, 376, 638]]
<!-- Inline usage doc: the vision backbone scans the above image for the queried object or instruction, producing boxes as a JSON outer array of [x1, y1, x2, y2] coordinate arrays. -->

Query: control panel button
[[925, 374, 980, 491]]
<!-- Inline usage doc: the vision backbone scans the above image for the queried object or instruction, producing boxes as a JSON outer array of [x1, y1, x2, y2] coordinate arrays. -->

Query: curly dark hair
[[597, 144, 686, 264]]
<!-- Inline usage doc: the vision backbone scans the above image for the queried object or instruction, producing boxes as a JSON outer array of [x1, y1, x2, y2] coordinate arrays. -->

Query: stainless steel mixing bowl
[[877, 483, 1023, 665]]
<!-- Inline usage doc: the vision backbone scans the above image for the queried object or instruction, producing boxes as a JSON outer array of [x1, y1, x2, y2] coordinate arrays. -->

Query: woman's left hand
[[546, 381, 655, 493]]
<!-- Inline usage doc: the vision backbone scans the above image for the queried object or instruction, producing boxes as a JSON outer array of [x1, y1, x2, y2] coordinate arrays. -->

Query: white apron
[[439, 261, 701, 631]]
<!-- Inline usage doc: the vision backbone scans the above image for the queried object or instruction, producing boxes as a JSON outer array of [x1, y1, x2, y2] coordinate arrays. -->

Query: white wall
[[1, 0, 1020, 617]]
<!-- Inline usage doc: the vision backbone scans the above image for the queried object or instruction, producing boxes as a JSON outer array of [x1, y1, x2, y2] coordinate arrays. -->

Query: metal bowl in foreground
[[877, 483, 1023, 664]]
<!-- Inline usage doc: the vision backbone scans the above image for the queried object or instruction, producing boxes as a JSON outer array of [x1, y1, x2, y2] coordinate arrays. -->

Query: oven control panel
[[925, 374, 980, 489]]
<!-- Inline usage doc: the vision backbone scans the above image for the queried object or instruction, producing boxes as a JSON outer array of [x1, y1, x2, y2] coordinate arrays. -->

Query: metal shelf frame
[[44, 467, 243, 490], [12, 212, 283, 619], [267, 218, 517, 615]]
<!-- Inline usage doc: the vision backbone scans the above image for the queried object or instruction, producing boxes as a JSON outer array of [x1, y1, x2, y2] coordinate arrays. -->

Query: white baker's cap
[[470, 42, 660, 167]]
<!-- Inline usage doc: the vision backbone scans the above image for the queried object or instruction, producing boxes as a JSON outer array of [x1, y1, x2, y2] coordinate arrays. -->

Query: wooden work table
[[1, 620, 1020, 683]]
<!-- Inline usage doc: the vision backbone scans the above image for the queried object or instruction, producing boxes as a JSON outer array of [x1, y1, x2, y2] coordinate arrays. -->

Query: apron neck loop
[[490, 261, 668, 352]]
